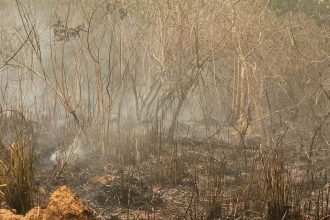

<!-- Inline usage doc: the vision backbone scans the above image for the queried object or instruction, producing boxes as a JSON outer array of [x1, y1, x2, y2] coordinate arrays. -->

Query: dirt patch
[[45, 185, 96, 219], [91, 175, 120, 185], [0, 185, 97, 220], [0, 209, 24, 220]]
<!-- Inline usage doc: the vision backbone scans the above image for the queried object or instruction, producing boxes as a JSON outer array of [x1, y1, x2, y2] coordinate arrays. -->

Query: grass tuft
[[0, 133, 35, 214]]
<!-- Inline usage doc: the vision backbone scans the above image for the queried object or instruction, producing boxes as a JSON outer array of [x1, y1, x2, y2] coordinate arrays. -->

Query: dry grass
[[0, 112, 35, 214], [0, 134, 35, 214]]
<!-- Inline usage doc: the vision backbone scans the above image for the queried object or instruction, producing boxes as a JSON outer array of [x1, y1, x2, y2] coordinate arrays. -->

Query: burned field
[[0, 114, 329, 219], [0, 0, 329, 219]]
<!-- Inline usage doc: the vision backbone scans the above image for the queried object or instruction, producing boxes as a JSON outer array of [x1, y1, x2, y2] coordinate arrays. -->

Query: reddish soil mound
[[0, 186, 97, 220]]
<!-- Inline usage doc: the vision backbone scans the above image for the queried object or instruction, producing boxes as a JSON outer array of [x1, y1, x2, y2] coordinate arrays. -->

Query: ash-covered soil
[[32, 134, 330, 220], [1, 119, 329, 219]]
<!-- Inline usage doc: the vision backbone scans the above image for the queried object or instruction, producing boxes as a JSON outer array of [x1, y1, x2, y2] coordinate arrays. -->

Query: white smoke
[[50, 135, 86, 164]]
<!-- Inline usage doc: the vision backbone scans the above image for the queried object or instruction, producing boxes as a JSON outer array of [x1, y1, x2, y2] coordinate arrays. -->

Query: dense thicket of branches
[[0, 1, 329, 219], [0, 0, 329, 151]]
